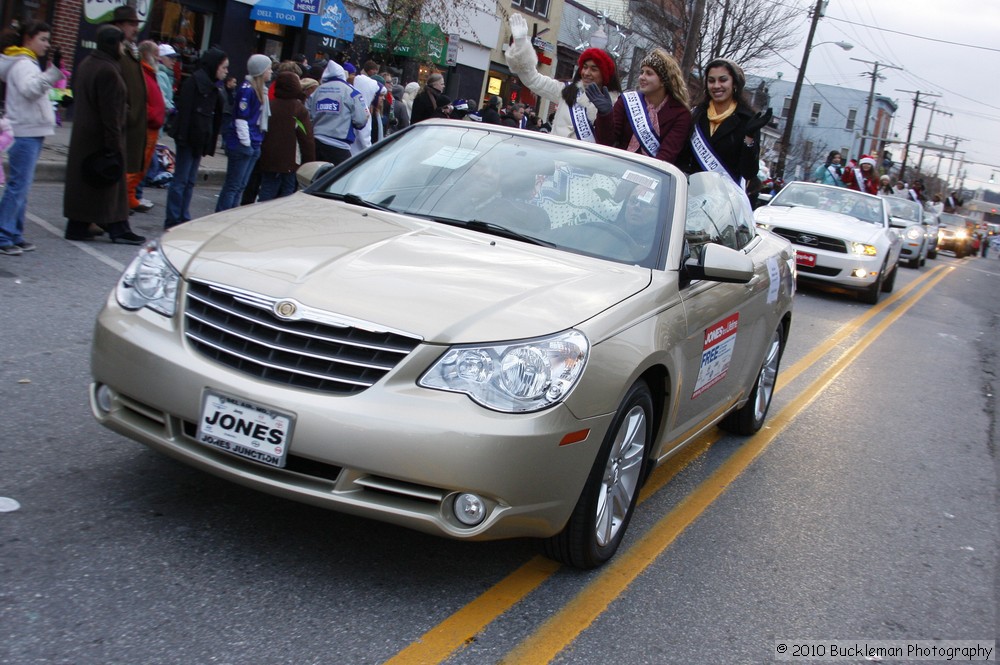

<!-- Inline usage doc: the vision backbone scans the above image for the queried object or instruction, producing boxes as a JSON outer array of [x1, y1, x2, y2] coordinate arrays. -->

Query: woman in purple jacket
[[216, 53, 271, 211]]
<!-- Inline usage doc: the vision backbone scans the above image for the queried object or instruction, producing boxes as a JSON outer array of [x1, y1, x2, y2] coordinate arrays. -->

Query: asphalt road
[[2, 183, 997, 664]]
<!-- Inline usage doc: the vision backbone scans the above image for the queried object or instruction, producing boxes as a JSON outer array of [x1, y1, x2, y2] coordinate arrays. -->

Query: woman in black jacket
[[409, 73, 451, 123], [681, 58, 771, 205], [164, 47, 228, 228]]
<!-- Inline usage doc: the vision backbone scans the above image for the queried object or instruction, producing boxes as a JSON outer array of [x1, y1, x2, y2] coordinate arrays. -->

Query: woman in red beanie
[[504, 13, 621, 141], [842, 155, 880, 195]]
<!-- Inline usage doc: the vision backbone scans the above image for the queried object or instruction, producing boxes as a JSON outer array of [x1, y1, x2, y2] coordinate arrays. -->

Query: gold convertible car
[[91, 121, 795, 568]]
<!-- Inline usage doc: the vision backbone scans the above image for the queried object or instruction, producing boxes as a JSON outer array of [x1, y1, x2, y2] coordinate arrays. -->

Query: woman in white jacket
[[0, 20, 62, 255], [504, 13, 621, 142]]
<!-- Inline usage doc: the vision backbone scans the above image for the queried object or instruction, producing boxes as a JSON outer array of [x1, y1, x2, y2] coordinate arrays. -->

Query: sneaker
[[131, 201, 154, 213], [140, 198, 154, 208], [16, 241, 36, 252], [0, 244, 23, 256], [110, 231, 146, 245]]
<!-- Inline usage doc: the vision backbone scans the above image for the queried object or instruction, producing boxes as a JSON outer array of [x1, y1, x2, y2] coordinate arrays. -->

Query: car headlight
[[115, 241, 180, 316], [904, 226, 923, 241], [419, 330, 589, 413], [956, 229, 968, 239], [850, 242, 878, 256]]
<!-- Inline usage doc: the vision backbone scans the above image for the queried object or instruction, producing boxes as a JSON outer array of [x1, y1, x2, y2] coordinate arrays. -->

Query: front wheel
[[719, 324, 784, 435], [881, 263, 897, 292], [859, 266, 884, 304], [544, 381, 653, 569]]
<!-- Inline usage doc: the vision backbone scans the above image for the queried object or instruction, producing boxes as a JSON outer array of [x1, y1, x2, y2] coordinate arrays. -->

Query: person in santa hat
[[842, 154, 879, 195], [504, 13, 622, 142]]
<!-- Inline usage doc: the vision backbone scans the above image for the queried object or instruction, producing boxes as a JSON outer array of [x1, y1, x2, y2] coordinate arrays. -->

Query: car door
[[669, 173, 781, 441]]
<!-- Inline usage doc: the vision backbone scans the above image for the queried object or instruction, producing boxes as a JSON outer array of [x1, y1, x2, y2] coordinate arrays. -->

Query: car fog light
[[95, 384, 112, 413], [453, 493, 487, 526], [852, 268, 868, 278]]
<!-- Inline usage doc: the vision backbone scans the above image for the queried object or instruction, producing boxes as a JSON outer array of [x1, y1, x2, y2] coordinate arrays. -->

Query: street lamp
[[773, 0, 853, 180]]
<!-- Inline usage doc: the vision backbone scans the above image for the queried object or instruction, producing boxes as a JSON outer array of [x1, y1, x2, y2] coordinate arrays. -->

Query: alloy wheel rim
[[754, 332, 781, 421], [595, 405, 646, 547]]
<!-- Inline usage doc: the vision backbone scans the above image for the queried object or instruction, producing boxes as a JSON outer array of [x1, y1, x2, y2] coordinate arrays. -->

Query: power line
[[826, 16, 1000, 53]]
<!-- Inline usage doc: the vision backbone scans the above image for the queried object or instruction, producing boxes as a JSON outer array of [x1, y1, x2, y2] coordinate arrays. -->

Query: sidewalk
[[29, 120, 228, 185]]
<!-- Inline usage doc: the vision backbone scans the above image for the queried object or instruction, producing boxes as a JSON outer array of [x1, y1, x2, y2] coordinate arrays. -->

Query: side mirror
[[296, 161, 335, 188], [683, 242, 754, 284]]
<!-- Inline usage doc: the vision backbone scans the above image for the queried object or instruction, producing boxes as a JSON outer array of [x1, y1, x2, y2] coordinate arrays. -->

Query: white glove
[[509, 13, 529, 41]]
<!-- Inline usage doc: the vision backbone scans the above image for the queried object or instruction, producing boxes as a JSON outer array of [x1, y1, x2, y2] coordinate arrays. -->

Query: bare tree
[[690, 0, 802, 74], [634, 0, 802, 81]]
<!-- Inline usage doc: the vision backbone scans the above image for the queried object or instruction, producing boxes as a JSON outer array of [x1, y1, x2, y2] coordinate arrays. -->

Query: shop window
[[512, 0, 549, 18]]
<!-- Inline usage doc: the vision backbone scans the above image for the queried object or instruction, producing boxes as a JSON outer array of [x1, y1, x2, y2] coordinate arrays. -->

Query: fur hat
[[859, 155, 877, 168], [247, 53, 272, 78], [577, 48, 615, 86], [641, 48, 675, 86]]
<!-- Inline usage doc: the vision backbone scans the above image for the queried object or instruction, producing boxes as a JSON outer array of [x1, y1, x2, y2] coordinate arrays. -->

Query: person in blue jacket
[[216, 53, 271, 211]]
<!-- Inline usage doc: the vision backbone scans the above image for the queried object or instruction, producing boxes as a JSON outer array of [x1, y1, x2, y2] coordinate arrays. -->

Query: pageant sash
[[570, 102, 596, 142], [690, 123, 747, 189], [623, 91, 660, 157], [690, 123, 732, 180]]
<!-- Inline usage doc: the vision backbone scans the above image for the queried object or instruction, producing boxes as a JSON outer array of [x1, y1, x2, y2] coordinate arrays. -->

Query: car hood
[[162, 195, 651, 342], [756, 205, 886, 244]]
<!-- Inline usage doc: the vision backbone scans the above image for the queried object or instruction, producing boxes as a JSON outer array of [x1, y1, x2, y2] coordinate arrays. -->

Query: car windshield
[[307, 124, 675, 268], [885, 197, 921, 224], [937, 213, 967, 229], [771, 183, 885, 225]]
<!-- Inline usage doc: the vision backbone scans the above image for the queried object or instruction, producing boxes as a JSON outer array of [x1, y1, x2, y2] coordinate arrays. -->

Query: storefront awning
[[370, 21, 447, 66], [235, 0, 354, 39]]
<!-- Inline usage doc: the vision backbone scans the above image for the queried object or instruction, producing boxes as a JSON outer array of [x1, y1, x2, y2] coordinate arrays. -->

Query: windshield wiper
[[424, 215, 555, 247], [316, 191, 393, 212]]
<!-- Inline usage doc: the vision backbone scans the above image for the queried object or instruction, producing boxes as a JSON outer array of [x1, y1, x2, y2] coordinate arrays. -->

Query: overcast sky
[[756, 0, 999, 194]]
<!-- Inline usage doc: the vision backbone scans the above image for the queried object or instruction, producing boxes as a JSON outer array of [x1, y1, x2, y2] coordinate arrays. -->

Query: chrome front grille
[[771, 227, 848, 254], [184, 281, 422, 395]]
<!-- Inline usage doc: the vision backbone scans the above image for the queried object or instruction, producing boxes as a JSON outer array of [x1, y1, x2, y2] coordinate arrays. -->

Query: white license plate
[[197, 391, 294, 468]]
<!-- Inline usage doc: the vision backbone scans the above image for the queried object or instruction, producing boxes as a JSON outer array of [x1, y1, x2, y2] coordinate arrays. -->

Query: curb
[[32, 159, 228, 186]]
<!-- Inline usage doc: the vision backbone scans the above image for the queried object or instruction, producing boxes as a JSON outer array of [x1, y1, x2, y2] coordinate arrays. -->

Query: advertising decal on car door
[[693, 313, 739, 398]]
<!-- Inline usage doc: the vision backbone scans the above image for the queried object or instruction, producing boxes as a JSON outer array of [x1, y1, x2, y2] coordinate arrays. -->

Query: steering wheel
[[583, 221, 635, 245]]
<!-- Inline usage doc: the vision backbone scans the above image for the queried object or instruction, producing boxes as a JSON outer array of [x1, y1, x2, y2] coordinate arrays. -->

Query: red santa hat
[[577, 48, 616, 86], [859, 155, 877, 168]]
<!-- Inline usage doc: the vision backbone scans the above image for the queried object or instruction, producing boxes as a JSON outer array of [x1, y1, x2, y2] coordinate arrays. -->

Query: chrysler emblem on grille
[[274, 300, 298, 319], [797, 234, 819, 246]]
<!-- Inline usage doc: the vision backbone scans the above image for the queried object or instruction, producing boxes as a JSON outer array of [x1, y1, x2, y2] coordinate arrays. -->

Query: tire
[[881, 263, 897, 292], [860, 266, 884, 304], [928, 249, 937, 260], [544, 381, 652, 569], [719, 324, 784, 435]]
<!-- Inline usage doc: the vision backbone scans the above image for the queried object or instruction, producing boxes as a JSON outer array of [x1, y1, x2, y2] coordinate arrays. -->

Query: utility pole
[[915, 102, 953, 175], [896, 89, 939, 183], [775, 0, 825, 180], [851, 58, 901, 158], [680, 0, 708, 85]]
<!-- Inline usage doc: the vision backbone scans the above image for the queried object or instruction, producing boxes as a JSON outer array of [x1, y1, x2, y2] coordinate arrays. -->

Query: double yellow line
[[387, 264, 953, 665]]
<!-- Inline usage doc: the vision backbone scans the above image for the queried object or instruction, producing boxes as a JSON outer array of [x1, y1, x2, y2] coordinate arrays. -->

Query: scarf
[[706, 100, 736, 136], [626, 93, 666, 155], [3, 46, 37, 61], [246, 75, 271, 133]]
